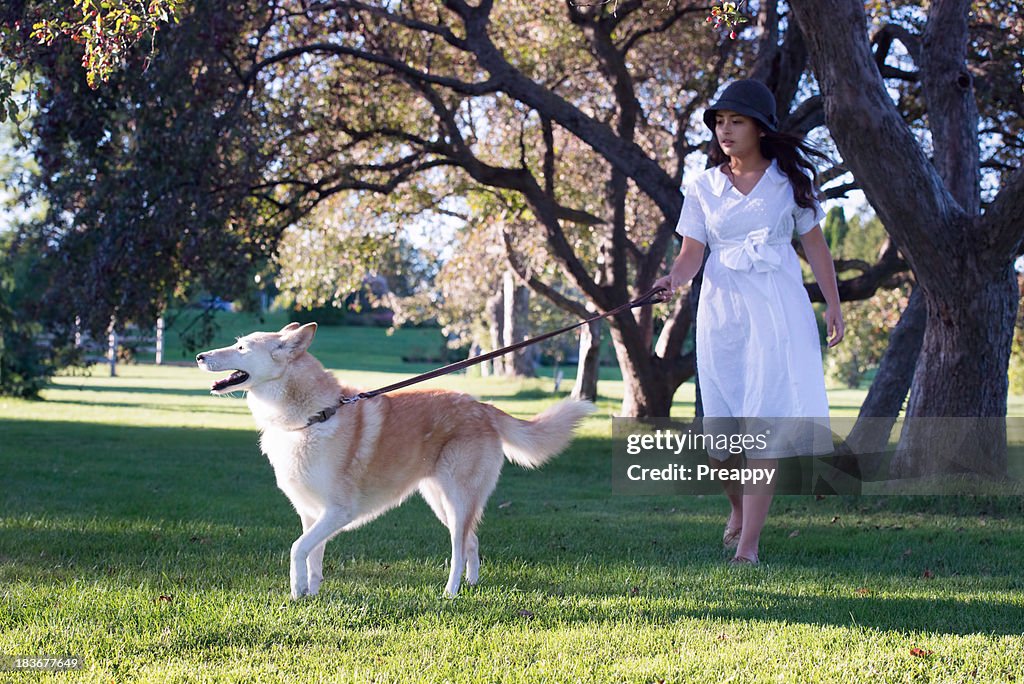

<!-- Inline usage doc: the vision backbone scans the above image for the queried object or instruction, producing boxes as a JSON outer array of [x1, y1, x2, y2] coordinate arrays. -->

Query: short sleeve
[[674, 181, 707, 244], [793, 199, 826, 235]]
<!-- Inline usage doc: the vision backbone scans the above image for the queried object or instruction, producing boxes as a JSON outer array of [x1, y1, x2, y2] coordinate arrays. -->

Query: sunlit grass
[[1, 324, 1022, 682]]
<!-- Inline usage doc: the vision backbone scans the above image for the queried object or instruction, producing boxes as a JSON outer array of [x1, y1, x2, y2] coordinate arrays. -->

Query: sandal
[[728, 555, 759, 566], [722, 526, 742, 549]]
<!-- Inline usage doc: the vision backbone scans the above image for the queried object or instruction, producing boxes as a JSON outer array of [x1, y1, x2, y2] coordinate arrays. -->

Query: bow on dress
[[718, 227, 786, 273]]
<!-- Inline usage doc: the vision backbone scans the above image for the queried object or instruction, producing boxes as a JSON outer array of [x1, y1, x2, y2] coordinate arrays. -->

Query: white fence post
[[155, 316, 165, 365], [107, 318, 117, 377]]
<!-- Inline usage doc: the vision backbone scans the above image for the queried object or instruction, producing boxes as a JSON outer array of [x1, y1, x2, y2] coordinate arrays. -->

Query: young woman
[[652, 79, 845, 565]]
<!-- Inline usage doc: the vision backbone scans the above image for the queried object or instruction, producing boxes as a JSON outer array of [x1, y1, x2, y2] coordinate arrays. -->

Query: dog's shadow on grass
[[2, 420, 1021, 638]]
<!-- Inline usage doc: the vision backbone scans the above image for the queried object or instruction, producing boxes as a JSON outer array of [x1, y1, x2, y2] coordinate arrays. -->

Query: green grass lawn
[[1, 324, 1023, 682]]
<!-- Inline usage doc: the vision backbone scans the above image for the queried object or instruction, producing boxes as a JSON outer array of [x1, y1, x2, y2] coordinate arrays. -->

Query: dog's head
[[196, 322, 318, 395]]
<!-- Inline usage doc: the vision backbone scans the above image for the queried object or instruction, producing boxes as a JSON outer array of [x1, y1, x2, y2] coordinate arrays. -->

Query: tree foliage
[[0, 0, 182, 124], [8, 1, 284, 345], [30, 0, 182, 88], [3, 0, 1023, 425], [274, 192, 439, 313]]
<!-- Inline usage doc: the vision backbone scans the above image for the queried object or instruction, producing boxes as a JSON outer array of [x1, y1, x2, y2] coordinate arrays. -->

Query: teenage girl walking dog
[[652, 79, 845, 565]]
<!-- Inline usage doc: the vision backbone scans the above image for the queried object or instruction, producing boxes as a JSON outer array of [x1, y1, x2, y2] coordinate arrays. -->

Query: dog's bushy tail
[[495, 399, 596, 469]]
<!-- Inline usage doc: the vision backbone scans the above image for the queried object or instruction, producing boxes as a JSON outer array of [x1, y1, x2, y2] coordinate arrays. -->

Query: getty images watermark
[[623, 427, 777, 486], [612, 417, 1024, 496]]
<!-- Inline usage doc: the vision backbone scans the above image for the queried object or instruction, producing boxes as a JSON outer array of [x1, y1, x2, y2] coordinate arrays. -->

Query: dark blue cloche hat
[[703, 79, 779, 133]]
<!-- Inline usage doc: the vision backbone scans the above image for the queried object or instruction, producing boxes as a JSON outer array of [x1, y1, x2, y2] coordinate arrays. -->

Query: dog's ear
[[275, 322, 318, 358], [279, 322, 302, 333]]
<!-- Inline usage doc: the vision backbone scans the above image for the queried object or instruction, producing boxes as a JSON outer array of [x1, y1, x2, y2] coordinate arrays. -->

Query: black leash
[[294, 287, 667, 430]]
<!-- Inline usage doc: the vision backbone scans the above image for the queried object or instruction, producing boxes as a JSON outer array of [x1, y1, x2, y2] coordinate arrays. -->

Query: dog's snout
[[196, 353, 206, 363]]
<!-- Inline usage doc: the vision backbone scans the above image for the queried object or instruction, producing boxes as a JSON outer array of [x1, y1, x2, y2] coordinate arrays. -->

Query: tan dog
[[196, 322, 595, 598]]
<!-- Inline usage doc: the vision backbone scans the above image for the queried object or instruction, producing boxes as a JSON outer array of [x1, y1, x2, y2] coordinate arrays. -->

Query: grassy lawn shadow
[[3, 420, 1022, 639]]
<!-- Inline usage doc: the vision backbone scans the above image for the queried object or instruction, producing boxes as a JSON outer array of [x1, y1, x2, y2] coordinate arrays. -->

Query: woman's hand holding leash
[[651, 237, 705, 304], [651, 275, 675, 303]]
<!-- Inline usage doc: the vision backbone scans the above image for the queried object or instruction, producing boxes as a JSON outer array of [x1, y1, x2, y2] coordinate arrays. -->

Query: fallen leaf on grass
[[155, 595, 173, 604], [922, 568, 934, 579], [855, 587, 871, 596], [517, 609, 534, 619], [830, 516, 840, 524], [909, 647, 933, 657], [788, 529, 800, 538], [498, 501, 512, 509]]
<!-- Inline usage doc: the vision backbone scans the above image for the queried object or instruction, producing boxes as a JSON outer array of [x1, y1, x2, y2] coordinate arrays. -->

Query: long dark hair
[[708, 124, 833, 210]]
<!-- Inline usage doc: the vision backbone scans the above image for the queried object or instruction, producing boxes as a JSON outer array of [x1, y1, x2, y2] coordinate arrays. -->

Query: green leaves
[[28, 0, 183, 89]]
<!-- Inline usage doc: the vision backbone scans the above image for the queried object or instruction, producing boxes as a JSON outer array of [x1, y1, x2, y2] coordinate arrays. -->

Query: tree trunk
[[485, 289, 504, 377], [502, 269, 535, 377], [617, 357, 673, 417], [834, 285, 925, 478], [790, 0, 1024, 479], [572, 316, 601, 402], [891, 268, 1017, 478], [609, 313, 674, 417]]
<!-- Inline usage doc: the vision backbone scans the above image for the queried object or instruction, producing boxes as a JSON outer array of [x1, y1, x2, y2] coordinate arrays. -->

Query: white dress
[[675, 158, 833, 459]]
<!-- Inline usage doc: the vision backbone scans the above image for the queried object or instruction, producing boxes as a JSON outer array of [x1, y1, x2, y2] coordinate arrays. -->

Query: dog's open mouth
[[211, 370, 250, 393]]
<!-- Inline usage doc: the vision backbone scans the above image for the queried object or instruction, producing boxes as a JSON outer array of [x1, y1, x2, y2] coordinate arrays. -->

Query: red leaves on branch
[[706, 2, 749, 40]]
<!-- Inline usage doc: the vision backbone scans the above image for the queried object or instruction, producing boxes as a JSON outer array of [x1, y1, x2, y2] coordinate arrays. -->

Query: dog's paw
[[290, 583, 309, 600]]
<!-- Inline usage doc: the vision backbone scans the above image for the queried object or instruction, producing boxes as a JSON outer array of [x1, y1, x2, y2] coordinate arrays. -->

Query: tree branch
[[618, 5, 697, 55], [246, 42, 499, 96], [878, 64, 919, 82], [409, 78, 606, 305], [789, 0, 967, 291], [501, 228, 592, 319], [803, 238, 910, 303], [920, 0, 980, 215], [980, 163, 1024, 269], [784, 94, 825, 136], [323, 0, 467, 48], [457, 7, 680, 219], [871, 22, 923, 66]]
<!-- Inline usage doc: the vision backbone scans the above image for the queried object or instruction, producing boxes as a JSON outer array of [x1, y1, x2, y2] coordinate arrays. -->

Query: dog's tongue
[[212, 370, 249, 392]]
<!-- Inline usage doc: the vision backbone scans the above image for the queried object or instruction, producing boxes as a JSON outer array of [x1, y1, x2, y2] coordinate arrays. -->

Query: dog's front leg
[[300, 513, 327, 596], [290, 506, 351, 599]]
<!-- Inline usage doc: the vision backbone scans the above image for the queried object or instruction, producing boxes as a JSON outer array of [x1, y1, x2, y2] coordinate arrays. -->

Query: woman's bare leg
[[735, 458, 779, 562], [713, 452, 744, 539]]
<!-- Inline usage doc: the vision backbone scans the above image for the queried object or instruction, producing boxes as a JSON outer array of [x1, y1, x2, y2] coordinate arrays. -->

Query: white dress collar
[[709, 158, 788, 197]]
